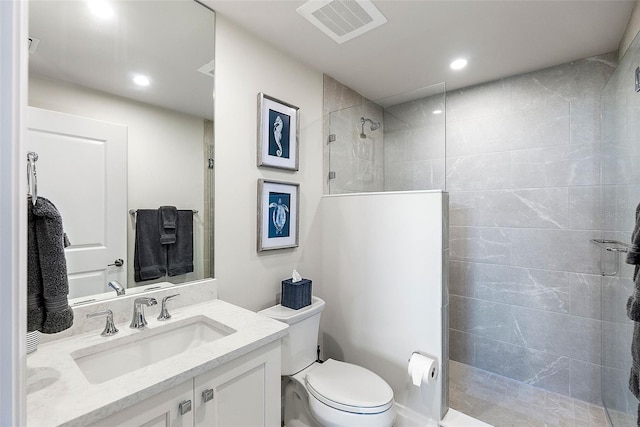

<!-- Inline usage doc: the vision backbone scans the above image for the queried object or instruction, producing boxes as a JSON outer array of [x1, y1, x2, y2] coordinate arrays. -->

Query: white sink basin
[[71, 316, 236, 384]]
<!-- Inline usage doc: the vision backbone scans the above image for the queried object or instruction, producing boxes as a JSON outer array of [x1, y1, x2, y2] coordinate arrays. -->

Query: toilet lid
[[305, 359, 394, 415]]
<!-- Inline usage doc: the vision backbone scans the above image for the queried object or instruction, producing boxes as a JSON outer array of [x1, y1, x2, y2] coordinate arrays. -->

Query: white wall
[[0, 1, 27, 424], [322, 191, 447, 421], [213, 15, 324, 311], [28, 76, 205, 288]]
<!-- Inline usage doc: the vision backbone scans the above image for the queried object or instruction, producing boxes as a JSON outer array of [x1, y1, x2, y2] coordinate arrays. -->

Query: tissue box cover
[[281, 278, 312, 310]]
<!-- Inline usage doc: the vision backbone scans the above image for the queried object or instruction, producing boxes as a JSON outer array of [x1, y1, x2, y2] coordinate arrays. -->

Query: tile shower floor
[[449, 361, 610, 427]]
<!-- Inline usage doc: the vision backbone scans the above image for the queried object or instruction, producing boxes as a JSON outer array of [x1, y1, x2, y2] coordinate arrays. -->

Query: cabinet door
[[89, 380, 194, 427], [194, 341, 281, 427]]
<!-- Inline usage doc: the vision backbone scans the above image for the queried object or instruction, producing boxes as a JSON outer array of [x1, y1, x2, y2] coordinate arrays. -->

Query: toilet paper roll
[[407, 352, 438, 387]]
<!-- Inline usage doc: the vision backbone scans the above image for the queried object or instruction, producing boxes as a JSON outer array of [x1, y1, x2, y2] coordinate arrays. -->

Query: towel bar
[[590, 238, 630, 253], [590, 239, 631, 276], [129, 209, 198, 216]]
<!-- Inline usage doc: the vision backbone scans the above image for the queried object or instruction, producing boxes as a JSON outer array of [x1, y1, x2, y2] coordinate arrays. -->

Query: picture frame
[[257, 93, 299, 171], [257, 179, 300, 252]]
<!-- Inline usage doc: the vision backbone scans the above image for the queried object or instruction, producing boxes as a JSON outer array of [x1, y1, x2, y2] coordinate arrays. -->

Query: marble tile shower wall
[[383, 89, 446, 191], [448, 53, 618, 404]]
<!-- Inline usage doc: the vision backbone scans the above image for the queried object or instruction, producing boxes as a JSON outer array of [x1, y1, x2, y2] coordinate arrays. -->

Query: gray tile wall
[[448, 53, 617, 404], [383, 88, 446, 191]]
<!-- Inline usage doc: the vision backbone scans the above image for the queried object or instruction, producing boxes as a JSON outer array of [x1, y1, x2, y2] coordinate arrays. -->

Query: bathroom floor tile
[[449, 361, 609, 427]]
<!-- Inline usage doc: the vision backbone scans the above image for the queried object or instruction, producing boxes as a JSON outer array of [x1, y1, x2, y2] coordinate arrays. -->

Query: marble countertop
[[26, 299, 288, 427]]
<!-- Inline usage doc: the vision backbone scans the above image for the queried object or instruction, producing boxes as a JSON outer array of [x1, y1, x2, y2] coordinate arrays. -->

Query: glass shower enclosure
[[327, 83, 446, 194], [600, 31, 640, 427]]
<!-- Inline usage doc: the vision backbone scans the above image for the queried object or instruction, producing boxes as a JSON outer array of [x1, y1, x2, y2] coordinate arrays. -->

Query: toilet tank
[[258, 296, 325, 375]]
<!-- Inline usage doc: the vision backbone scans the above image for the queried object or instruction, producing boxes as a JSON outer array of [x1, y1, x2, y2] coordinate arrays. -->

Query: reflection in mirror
[[27, 0, 215, 302]]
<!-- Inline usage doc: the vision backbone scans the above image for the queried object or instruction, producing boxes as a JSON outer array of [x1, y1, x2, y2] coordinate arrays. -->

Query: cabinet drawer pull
[[202, 388, 214, 403], [178, 399, 192, 415]]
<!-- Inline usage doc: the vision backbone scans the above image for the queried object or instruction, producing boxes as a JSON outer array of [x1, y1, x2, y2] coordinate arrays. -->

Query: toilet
[[259, 296, 396, 427]]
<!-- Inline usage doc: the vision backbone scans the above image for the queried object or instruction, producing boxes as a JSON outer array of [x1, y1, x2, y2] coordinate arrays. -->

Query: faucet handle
[[86, 309, 119, 336], [158, 294, 180, 321]]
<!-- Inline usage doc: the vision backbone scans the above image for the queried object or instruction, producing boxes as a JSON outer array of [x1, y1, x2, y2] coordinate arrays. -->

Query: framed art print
[[257, 93, 299, 171], [257, 179, 299, 251]]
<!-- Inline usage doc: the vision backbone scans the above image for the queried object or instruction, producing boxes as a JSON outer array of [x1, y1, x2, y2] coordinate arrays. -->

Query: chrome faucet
[[87, 309, 119, 337], [108, 280, 125, 296], [130, 297, 157, 329], [157, 294, 180, 321]]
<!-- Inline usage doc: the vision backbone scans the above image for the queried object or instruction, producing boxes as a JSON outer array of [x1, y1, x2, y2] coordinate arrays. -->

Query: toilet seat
[[305, 359, 394, 415]]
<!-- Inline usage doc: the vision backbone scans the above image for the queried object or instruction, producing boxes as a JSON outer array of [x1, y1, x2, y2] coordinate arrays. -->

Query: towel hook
[[27, 151, 38, 206]]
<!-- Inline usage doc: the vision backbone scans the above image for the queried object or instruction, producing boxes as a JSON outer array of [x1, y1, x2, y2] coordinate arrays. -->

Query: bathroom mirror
[[27, 0, 215, 302]]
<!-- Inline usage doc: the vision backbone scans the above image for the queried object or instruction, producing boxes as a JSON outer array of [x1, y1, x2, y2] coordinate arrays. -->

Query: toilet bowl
[[259, 297, 396, 427]]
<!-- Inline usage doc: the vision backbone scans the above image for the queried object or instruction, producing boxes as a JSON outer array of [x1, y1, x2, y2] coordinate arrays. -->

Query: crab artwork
[[269, 198, 289, 235]]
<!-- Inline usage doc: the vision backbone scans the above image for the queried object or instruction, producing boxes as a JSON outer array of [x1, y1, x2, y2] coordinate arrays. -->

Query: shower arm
[[360, 117, 381, 133]]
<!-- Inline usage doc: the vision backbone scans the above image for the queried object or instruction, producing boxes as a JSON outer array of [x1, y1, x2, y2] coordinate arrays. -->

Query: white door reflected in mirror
[[27, 107, 127, 298]]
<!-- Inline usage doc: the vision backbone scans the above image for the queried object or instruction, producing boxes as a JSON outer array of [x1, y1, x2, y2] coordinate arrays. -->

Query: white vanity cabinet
[[89, 341, 281, 427], [194, 340, 281, 426], [89, 380, 194, 427]]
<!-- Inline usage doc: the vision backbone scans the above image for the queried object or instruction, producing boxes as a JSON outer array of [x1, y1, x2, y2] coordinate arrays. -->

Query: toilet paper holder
[[407, 351, 438, 386]]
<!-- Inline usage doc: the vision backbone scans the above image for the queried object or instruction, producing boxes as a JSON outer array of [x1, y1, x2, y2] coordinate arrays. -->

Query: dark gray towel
[[134, 209, 166, 282], [28, 197, 74, 334], [626, 201, 640, 423], [167, 210, 194, 276], [159, 206, 177, 245], [27, 200, 44, 332], [629, 202, 640, 278], [628, 201, 640, 322]]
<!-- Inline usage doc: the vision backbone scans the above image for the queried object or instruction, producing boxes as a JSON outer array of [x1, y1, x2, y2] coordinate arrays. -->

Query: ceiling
[[28, 1, 636, 115], [29, 1, 215, 119], [204, 0, 636, 104]]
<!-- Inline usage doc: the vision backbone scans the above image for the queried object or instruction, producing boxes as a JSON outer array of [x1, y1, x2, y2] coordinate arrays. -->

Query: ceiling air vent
[[297, 0, 387, 44]]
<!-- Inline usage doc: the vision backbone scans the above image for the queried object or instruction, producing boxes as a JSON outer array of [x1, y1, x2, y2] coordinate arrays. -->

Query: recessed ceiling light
[[87, 0, 114, 19], [432, 109, 443, 115], [133, 74, 150, 87], [450, 58, 468, 71]]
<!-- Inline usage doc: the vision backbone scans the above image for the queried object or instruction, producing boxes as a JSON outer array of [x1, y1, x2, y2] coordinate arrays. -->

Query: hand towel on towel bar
[[627, 201, 640, 322], [625, 201, 640, 424], [134, 209, 166, 282], [159, 205, 177, 245], [167, 210, 194, 276], [27, 196, 74, 334]]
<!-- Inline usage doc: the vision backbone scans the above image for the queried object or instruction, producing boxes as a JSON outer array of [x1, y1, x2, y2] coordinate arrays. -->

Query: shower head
[[360, 117, 381, 138], [361, 117, 380, 131]]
